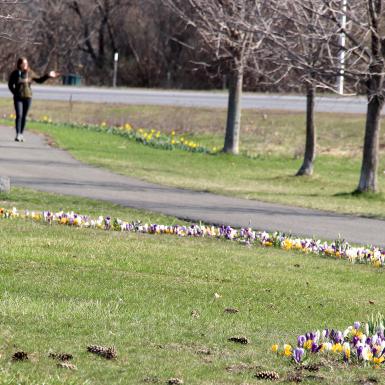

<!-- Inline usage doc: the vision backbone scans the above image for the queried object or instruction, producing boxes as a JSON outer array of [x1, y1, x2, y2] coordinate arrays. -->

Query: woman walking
[[8, 57, 59, 142]]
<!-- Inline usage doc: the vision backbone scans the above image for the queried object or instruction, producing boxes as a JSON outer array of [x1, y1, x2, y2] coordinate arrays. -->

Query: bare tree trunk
[[296, 84, 316, 176], [223, 66, 243, 154], [356, 94, 384, 193]]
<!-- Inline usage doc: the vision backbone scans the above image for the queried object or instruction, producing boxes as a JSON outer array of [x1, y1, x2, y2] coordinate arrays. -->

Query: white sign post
[[337, 0, 347, 95], [113, 52, 119, 88]]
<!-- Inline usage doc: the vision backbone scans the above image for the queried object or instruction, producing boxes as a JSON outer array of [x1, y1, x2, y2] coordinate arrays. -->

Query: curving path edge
[[0, 125, 384, 246]]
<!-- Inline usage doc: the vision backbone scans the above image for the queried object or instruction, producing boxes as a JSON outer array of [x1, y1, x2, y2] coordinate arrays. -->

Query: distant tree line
[[0, 0, 334, 92], [1, 0, 385, 194]]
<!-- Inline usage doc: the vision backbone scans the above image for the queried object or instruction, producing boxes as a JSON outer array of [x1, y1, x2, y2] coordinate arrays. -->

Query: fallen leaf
[[57, 361, 77, 370]]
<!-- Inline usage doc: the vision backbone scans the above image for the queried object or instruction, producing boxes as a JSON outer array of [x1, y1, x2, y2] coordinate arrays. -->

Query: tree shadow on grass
[[334, 191, 385, 202]]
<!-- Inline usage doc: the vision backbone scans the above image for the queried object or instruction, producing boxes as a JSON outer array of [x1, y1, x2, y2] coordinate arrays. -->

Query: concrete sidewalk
[[0, 125, 384, 246]]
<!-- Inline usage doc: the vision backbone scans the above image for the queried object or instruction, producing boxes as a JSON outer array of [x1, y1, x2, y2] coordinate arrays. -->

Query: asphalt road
[[0, 84, 372, 114], [0, 125, 384, 246]]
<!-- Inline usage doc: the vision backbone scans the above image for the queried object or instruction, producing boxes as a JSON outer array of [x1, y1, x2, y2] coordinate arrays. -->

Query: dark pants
[[14, 97, 32, 135]]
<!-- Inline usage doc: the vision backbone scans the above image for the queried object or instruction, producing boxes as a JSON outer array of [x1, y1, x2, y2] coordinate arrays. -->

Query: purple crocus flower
[[297, 335, 306, 347], [334, 331, 343, 344], [354, 321, 361, 330], [311, 342, 319, 353], [357, 345, 364, 359], [293, 347, 305, 363]]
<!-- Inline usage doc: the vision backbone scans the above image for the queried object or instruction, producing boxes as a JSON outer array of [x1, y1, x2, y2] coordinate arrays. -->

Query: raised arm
[[32, 74, 50, 84], [32, 71, 60, 84]]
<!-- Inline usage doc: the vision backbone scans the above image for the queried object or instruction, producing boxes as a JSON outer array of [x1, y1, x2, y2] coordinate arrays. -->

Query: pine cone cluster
[[255, 370, 280, 381], [87, 345, 117, 359]]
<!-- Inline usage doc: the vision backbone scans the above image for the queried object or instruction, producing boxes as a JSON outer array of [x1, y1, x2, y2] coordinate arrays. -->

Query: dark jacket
[[8, 70, 50, 99]]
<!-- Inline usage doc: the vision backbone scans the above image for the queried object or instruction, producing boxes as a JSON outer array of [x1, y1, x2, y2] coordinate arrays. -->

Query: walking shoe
[[15, 134, 21, 142], [20, 134, 24, 142]]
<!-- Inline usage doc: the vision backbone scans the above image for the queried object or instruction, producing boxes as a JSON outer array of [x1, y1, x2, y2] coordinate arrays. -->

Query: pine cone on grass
[[302, 363, 320, 372], [167, 378, 184, 385], [87, 345, 117, 359], [228, 336, 250, 344], [49, 352, 73, 361], [12, 351, 28, 361], [255, 370, 280, 381], [287, 372, 303, 383]]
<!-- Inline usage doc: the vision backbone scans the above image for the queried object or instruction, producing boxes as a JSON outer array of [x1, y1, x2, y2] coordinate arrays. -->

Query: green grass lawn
[[1, 188, 385, 384], [8, 119, 385, 220], [1, 97, 384, 157]]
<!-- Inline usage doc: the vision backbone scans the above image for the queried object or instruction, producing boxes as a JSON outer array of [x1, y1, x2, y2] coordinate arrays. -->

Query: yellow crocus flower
[[283, 344, 292, 357]]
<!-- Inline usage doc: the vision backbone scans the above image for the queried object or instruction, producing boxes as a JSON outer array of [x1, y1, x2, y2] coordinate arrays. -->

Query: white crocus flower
[[323, 343, 332, 351], [343, 326, 353, 338], [362, 346, 372, 361]]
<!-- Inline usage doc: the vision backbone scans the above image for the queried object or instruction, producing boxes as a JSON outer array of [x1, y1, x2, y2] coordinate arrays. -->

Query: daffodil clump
[[272, 314, 385, 368], [1, 207, 385, 269], [31, 115, 216, 154]]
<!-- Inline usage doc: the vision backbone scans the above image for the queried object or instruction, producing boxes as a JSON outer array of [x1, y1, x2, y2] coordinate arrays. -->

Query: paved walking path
[[0, 125, 384, 246]]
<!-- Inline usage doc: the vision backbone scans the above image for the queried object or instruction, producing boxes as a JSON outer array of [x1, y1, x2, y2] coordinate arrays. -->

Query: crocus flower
[[293, 347, 305, 363], [297, 335, 306, 347], [283, 344, 292, 357], [271, 344, 279, 353]]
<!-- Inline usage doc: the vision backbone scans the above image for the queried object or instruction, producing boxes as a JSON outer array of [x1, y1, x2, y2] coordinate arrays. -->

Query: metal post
[[113, 52, 119, 88], [337, 0, 347, 95]]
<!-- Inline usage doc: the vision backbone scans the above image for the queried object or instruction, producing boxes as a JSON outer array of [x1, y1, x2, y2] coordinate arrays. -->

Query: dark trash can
[[62, 74, 81, 86]]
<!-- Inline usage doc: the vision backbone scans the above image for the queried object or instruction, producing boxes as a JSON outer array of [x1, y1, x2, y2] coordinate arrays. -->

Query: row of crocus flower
[[272, 318, 385, 367], [1, 207, 385, 269], [7, 114, 217, 154]]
